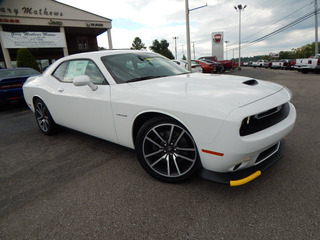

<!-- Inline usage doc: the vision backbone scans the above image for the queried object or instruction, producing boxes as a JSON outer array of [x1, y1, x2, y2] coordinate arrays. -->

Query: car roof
[[0, 67, 37, 72], [62, 50, 158, 60]]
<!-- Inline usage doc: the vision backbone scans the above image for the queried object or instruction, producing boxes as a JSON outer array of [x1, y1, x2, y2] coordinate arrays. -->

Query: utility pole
[[315, 0, 319, 55], [173, 37, 179, 60], [180, 45, 185, 54], [234, 4, 247, 70], [191, 41, 196, 59]]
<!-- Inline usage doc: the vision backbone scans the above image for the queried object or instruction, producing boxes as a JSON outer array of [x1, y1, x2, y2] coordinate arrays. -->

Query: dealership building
[[0, 0, 113, 69]]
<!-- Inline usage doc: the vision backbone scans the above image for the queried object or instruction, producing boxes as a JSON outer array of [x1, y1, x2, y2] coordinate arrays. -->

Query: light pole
[[225, 40, 229, 60], [234, 4, 247, 70], [315, 0, 318, 55], [185, 0, 207, 71], [191, 41, 196, 59], [180, 45, 185, 55], [173, 37, 179, 60]]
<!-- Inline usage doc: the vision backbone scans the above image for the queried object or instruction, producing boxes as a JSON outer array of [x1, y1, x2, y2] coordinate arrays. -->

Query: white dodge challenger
[[23, 50, 296, 186]]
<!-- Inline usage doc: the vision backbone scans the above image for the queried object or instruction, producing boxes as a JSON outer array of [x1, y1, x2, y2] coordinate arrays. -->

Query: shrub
[[16, 48, 40, 71]]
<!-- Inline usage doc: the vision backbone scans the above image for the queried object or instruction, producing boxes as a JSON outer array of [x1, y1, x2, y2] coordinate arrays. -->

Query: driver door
[[52, 59, 118, 143]]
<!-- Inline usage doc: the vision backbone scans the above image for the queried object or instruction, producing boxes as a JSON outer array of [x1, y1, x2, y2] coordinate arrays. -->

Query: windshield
[[101, 52, 189, 84]]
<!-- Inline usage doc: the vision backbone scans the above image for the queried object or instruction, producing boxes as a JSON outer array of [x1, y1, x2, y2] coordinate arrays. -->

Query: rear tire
[[34, 99, 57, 135]]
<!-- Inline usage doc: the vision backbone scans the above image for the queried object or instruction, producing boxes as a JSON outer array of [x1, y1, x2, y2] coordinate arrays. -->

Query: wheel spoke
[[152, 128, 167, 144], [36, 108, 43, 117], [146, 136, 162, 149], [145, 148, 164, 158], [168, 125, 174, 143], [166, 154, 170, 176], [175, 153, 196, 163], [173, 129, 185, 146], [42, 120, 48, 131], [175, 147, 196, 152], [172, 154, 181, 175], [150, 154, 167, 167]]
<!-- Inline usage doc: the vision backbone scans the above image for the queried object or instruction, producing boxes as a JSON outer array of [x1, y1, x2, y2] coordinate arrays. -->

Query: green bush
[[16, 48, 40, 71]]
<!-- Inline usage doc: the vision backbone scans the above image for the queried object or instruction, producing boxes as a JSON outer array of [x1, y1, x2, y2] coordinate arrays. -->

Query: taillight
[[318, 59, 320, 65], [0, 83, 23, 89]]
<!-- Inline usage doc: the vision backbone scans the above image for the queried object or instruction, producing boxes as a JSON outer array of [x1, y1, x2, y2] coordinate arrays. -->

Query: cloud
[[59, 0, 318, 59]]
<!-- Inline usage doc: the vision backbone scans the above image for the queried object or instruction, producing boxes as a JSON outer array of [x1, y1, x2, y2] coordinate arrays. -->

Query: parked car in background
[[295, 54, 320, 73], [252, 60, 269, 68], [191, 60, 216, 73], [0, 68, 40, 105], [198, 56, 234, 71], [23, 50, 296, 185], [270, 60, 284, 69], [172, 60, 202, 73], [203, 60, 225, 73], [281, 59, 293, 70]]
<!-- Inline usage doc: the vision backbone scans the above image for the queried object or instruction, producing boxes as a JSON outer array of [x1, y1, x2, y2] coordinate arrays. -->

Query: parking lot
[[0, 68, 319, 239]]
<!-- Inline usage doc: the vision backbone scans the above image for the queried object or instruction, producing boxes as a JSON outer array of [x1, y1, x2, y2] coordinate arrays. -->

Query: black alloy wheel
[[34, 99, 57, 135], [135, 117, 200, 183]]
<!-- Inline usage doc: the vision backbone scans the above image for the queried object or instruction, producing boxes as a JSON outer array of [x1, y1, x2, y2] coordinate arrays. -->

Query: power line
[[242, 1, 314, 43], [229, 8, 320, 52], [228, 1, 314, 47]]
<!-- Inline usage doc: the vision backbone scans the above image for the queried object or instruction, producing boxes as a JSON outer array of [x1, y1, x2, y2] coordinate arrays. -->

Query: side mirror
[[73, 75, 98, 91]]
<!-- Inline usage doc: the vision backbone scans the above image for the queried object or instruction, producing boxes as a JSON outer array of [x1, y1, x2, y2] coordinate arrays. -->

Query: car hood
[[128, 73, 284, 108]]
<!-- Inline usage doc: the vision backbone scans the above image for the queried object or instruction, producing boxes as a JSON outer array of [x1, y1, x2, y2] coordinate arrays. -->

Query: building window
[[77, 37, 88, 50]]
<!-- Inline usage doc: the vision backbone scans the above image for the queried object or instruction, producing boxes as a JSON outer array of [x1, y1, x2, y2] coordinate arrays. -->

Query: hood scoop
[[243, 79, 258, 86]]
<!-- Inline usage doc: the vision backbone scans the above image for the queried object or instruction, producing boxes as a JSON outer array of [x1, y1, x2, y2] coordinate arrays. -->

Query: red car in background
[[191, 60, 216, 73], [198, 56, 234, 71]]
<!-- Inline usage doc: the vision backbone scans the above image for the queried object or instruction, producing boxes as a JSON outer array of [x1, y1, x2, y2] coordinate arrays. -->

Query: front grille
[[240, 103, 290, 136]]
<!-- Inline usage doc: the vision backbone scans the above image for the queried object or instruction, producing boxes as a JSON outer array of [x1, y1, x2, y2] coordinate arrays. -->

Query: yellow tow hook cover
[[230, 170, 262, 186]]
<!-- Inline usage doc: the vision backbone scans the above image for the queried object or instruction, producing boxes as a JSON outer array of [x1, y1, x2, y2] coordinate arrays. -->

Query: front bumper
[[200, 139, 285, 186]]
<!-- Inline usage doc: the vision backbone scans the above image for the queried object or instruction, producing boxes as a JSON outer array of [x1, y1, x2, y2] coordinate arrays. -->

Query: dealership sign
[[212, 32, 224, 60], [213, 34, 223, 44], [0, 31, 66, 48]]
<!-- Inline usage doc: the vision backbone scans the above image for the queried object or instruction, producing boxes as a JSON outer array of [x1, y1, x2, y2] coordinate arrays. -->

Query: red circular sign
[[213, 34, 222, 43]]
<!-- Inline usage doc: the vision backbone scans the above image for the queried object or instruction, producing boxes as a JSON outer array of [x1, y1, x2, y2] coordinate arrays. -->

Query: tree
[[131, 37, 146, 50], [16, 48, 40, 71], [149, 39, 174, 59], [182, 54, 187, 60]]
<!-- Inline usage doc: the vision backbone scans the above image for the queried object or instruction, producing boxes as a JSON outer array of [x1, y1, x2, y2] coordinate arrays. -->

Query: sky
[[58, 0, 319, 60]]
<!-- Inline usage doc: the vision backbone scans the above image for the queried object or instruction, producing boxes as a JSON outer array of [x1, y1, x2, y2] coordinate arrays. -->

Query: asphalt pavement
[[0, 68, 319, 239]]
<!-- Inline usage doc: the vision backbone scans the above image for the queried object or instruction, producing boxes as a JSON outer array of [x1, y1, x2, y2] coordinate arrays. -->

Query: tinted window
[[101, 53, 189, 84]]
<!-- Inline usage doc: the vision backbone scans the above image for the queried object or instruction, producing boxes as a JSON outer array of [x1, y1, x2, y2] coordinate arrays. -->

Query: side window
[[53, 60, 106, 84], [53, 62, 69, 81], [83, 61, 106, 84]]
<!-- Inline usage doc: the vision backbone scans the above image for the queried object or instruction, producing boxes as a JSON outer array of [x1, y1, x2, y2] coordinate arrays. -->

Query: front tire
[[34, 99, 57, 135], [135, 117, 200, 183]]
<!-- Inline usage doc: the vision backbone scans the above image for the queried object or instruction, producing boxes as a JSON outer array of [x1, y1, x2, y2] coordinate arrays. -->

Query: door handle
[[58, 88, 64, 93]]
